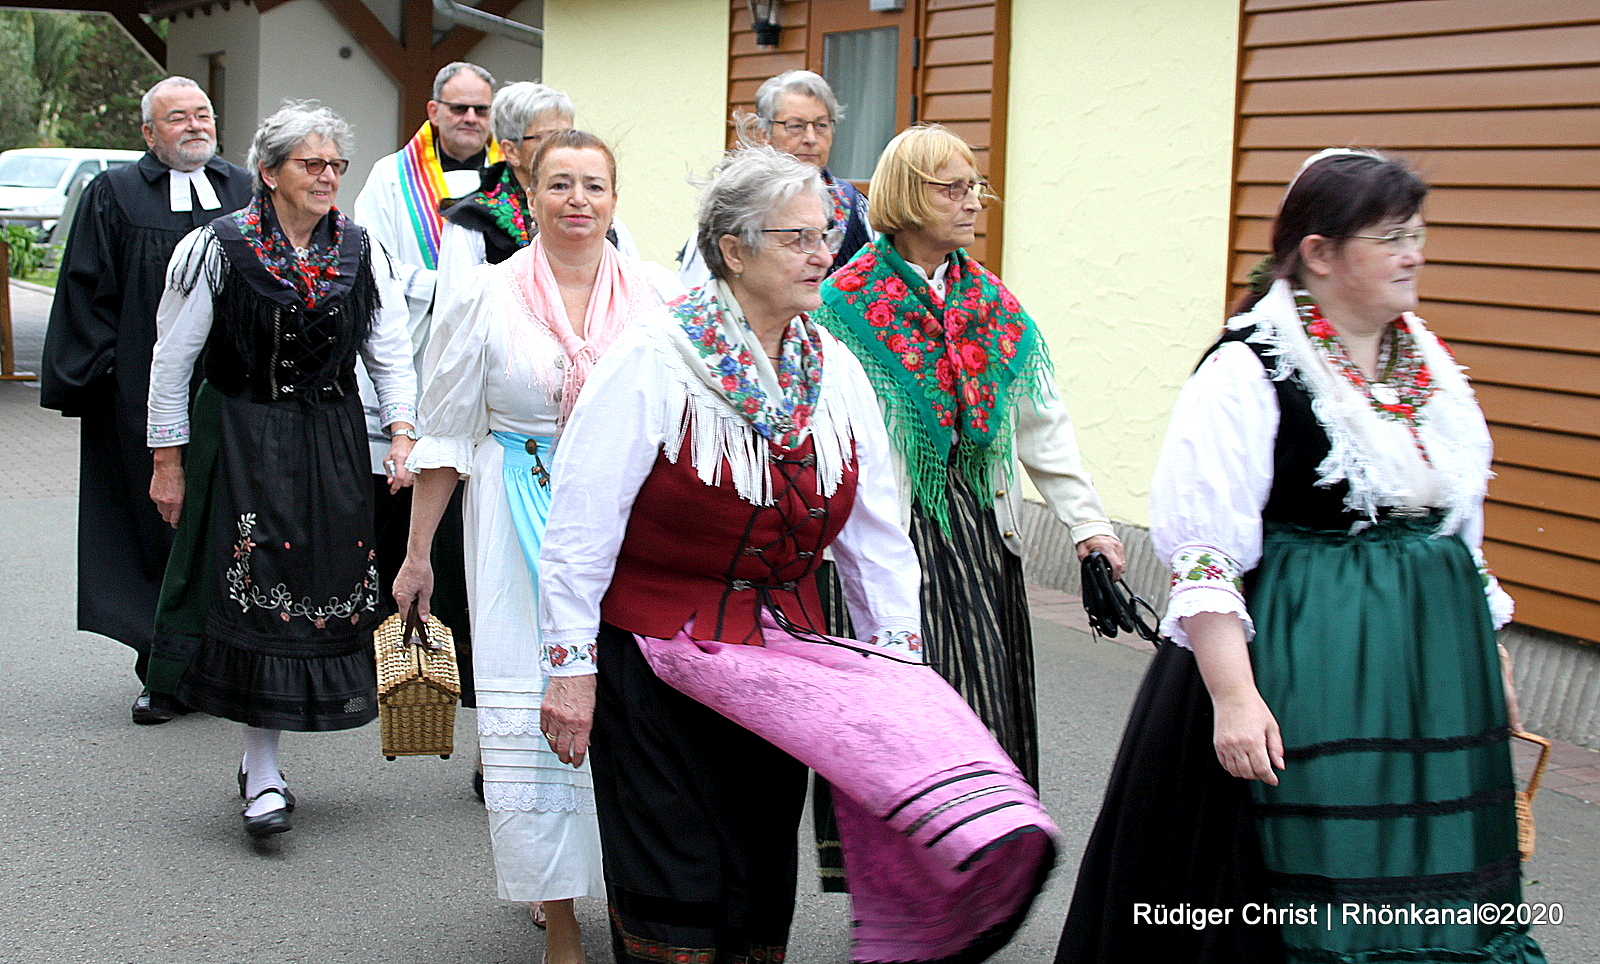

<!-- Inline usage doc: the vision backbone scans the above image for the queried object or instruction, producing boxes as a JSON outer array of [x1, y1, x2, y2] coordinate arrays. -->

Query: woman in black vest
[[1056, 150, 1543, 964], [145, 102, 418, 841]]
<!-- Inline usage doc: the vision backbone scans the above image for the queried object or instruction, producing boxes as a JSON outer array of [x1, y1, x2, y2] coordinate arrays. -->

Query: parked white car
[[0, 147, 144, 233]]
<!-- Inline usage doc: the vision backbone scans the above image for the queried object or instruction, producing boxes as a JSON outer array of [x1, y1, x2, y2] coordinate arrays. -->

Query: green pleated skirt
[[1249, 516, 1544, 963]]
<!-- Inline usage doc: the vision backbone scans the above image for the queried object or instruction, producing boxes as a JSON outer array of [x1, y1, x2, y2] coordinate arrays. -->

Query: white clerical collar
[[168, 167, 221, 212]]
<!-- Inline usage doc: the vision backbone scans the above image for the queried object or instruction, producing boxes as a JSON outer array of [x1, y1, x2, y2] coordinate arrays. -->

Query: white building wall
[[163, 4, 261, 169], [462, 0, 545, 89], [256, 1, 401, 202]]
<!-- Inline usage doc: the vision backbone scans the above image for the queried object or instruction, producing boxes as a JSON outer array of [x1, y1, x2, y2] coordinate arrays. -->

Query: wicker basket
[[374, 605, 460, 760], [1511, 729, 1551, 861]]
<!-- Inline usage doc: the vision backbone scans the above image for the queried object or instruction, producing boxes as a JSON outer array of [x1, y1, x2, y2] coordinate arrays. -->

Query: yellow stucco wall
[[543, 0, 731, 267], [1002, 0, 1240, 526]]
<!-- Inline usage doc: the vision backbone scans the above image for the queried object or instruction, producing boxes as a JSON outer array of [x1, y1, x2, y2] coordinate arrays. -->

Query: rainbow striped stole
[[395, 121, 502, 270]]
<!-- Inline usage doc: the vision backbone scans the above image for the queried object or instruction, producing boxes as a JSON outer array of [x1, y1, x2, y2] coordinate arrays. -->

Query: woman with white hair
[[436, 82, 640, 310], [536, 146, 1057, 964], [145, 101, 417, 841], [677, 69, 871, 288]]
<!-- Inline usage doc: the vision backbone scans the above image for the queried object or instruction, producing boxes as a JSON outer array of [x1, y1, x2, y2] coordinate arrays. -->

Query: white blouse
[[536, 315, 924, 676], [1151, 282, 1512, 648], [148, 225, 418, 447], [407, 257, 683, 473]]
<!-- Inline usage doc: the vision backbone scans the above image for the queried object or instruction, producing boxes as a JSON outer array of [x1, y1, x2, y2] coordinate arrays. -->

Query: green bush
[[4, 223, 46, 278]]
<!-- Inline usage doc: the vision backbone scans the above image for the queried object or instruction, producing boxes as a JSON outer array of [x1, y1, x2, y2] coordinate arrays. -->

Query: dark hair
[[530, 129, 617, 191], [1236, 150, 1427, 314]]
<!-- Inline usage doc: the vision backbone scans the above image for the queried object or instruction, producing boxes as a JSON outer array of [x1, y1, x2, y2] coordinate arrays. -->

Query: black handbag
[[1079, 550, 1161, 643]]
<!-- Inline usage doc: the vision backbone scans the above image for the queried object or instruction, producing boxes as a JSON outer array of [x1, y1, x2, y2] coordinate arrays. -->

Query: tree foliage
[[0, 10, 162, 152], [56, 14, 164, 151], [0, 13, 43, 152]]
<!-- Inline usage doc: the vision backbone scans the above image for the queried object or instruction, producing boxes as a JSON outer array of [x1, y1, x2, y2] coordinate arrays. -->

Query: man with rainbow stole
[[352, 61, 501, 721]]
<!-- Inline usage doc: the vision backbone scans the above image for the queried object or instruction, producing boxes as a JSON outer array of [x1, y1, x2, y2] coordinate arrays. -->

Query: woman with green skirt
[[1056, 149, 1543, 964]]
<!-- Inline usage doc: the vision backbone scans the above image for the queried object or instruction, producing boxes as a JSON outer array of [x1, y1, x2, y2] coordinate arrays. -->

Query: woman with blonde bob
[[816, 124, 1125, 788]]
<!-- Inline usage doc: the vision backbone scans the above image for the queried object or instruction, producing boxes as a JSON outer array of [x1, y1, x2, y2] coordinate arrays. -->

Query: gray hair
[[696, 146, 830, 281], [754, 70, 844, 128], [246, 101, 353, 193], [492, 82, 575, 144], [432, 62, 496, 100], [141, 76, 209, 126]]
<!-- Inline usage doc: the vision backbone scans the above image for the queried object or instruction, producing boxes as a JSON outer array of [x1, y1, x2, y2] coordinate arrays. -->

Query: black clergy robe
[[39, 152, 252, 677]]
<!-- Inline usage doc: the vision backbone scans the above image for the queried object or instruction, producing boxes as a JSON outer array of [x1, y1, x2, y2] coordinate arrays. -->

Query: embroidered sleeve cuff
[[1162, 545, 1252, 649], [866, 624, 924, 662], [541, 630, 598, 676], [381, 402, 418, 432], [1484, 574, 1515, 630], [148, 421, 190, 447], [406, 435, 476, 476]]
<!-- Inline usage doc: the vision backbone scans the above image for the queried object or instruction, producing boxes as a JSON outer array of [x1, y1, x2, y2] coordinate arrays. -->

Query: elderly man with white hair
[[678, 69, 872, 288], [40, 76, 252, 725]]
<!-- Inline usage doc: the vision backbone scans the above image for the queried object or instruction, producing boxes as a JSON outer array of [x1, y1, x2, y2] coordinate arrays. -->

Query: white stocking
[[241, 725, 286, 816]]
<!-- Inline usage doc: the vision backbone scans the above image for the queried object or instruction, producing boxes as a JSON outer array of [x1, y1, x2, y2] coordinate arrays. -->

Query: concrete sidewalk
[[2, 281, 1595, 962]]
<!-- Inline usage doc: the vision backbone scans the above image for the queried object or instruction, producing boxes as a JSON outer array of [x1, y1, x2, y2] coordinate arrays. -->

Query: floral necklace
[[1294, 288, 1434, 460]]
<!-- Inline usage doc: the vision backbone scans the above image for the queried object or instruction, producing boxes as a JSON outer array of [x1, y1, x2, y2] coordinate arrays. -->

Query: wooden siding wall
[[725, 0, 1009, 264], [1231, 0, 1600, 643]]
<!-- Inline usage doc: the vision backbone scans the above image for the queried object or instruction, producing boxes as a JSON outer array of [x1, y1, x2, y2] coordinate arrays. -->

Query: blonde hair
[[866, 124, 989, 235]]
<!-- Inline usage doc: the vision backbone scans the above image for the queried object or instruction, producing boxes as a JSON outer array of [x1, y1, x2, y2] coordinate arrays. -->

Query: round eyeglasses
[[924, 178, 992, 204]]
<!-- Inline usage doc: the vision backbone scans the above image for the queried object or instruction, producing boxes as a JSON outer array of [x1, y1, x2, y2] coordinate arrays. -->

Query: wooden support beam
[[433, 0, 524, 64], [319, 0, 406, 83]]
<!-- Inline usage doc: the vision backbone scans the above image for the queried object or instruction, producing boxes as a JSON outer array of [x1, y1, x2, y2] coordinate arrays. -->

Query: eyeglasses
[[762, 227, 845, 254], [924, 178, 991, 204], [158, 110, 213, 126], [775, 118, 832, 136], [288, 157, 350, 176], [1347, 226, 1428, 251], [519, 130, 567, 143], [437, 100, 491, 118]]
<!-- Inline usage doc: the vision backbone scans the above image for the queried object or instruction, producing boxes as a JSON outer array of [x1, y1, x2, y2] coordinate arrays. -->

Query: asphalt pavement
[[1, 281, 1593, 963]]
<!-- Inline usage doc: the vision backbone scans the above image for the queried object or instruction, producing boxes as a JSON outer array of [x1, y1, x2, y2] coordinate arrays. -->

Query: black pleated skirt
[[1055, 642, 1286, 963], [148, 384, 380, 731], [591, 622, 809, 963]]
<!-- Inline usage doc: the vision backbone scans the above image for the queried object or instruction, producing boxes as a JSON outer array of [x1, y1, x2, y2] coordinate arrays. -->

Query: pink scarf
[[505, 235, 657, 425]]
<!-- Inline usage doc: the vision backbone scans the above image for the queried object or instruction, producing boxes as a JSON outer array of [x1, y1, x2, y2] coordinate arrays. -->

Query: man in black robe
[[40, 77, 252, 724]]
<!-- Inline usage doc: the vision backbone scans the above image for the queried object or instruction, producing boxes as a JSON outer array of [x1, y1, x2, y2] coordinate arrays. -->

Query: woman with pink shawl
[[392, 130, 682, 964]]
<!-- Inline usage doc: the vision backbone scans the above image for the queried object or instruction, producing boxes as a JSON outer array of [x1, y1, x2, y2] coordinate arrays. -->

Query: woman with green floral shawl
[[816, 124, 1125, 788]]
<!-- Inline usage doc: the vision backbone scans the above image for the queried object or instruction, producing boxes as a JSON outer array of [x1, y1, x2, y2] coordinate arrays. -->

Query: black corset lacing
[[714, 450, 922, 664]]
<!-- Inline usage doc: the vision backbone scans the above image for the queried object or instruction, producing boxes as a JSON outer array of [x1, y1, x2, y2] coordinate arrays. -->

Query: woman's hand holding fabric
[[541, 675, 596, 768], [150, 450, 186, 528], [392, 554, 434, 619], [384, 433, 416, 494], [1075, 534, 1127, 579]]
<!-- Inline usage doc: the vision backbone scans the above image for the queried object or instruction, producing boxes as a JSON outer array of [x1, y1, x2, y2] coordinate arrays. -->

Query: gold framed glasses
[[1347, 226, 1428, 251], [924, 178, 991, 204]]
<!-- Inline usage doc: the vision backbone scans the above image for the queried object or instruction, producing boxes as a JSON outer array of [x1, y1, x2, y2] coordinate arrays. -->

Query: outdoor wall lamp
[[748, 0, 782, 48]]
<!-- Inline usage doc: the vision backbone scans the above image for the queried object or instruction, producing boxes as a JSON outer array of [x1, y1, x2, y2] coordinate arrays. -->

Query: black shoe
[[243, 789, 293, 838], [132, 687, 190, 725], [238, 765, 296, 811], [473, 769, 484, 803]]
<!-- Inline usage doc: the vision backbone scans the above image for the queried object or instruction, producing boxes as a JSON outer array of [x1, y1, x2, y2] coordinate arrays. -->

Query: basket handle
[[1512, 729, 1552, 800], [403, 602, 442, 652]]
